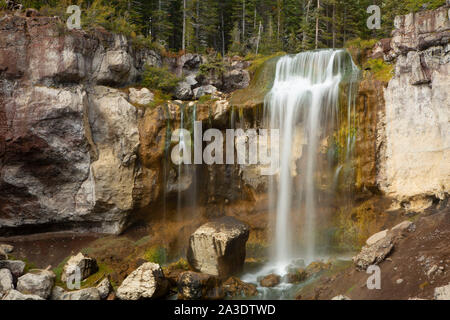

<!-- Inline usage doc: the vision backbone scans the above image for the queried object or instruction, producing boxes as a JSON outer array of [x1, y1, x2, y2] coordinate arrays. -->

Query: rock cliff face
[[379, 6, 450, 203], [0, 14, 159, 235]]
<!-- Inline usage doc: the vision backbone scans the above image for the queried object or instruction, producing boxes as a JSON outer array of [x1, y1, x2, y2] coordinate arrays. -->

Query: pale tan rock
[[116, 262, 168, 300], [366, 229, 388, 246], [380, 7, 450, 202], [61, 252, 98, 283], [17, 269, 55, 299], [129, 88, 154, 106], [434, 283, 450, 300], [187, 217, 249, 278]]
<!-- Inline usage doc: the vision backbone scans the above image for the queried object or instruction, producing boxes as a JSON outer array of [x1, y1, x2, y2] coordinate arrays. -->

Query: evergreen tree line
[[10, 0, 448, 54]]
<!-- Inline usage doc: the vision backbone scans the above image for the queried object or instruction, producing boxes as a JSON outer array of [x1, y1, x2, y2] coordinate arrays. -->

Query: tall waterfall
[[264, 49, 360, 270]]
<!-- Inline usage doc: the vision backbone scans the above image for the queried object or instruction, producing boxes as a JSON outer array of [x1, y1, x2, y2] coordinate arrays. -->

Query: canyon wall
[[0, 14, 161, 235], [379, 6, 450, 205]]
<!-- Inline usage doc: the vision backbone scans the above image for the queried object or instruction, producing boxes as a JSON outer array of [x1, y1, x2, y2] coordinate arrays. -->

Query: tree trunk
[[221, 10, 225, 57], [332, 1, 336, 49], [242, 0, 246, 43], [277, 0, 281, 41], [182, 0, 186, 51], [315, 0, 320, 49], [256, 20, 262, 54], [302, 0, 312, 50]]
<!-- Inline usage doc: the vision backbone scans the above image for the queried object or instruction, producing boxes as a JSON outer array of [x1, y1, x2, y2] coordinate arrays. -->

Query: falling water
[[264, 49, 360, 271]]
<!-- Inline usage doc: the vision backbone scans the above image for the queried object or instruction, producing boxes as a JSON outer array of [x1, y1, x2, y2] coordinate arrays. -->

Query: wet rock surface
[[177, 271, 224, 300], [259, 274, 281, 287]]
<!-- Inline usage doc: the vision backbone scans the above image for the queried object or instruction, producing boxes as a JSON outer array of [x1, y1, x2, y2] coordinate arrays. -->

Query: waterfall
[[264, 49, 360, 271]]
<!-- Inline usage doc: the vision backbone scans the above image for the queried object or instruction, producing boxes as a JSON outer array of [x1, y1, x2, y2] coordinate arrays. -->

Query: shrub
[[364, 58, 394, 82], [141, 65, 181, 94]]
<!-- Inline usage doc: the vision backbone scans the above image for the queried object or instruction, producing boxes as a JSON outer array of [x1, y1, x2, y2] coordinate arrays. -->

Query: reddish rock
[[259, 274, 281, 287]]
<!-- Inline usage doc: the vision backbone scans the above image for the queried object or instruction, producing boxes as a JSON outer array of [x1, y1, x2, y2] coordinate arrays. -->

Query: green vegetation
[[141, 65, 181, 95], [364, 58, 394, 82], [144, 246, 167, 265]]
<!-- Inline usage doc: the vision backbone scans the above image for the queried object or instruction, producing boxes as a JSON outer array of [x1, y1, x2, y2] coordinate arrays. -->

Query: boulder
[[305, 261, 332, 277], [259, 274, 281, 288], [366, 229, 388, 246], [222, 277, 258, 298], [0, 260, 26, 278], [0, 269, 14, 296], [391, 220, 415, 233], [16, 269, 55, 299], [61, 288, 101, 300], [177, 271, 224, 300], [2, 289, 44, 300], [284, 269, 308, 284], [96, 277, 112, 300], [174, 81, 194, 100], [50, 286, 66, 300], [222, 69, 250, 92], [434, 283, 450, 300], [129, 88, 154, 106], [187, 216, 250, 278], [353, 235, 394, 271], [61, 252, 98, 283], [116, 262, 169, 300], [0, 250, 6, 261], [193, 85, 217, 100]]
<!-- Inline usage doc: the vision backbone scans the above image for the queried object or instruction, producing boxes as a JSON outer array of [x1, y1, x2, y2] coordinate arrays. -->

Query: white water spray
[[264, 49, 359, 272]]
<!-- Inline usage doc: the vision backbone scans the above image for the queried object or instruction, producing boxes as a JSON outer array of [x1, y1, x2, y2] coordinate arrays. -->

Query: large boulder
[[174, 81, 194, 100], [353, 221, 416, 271], [222, 277, 258, 298], [222, 69, 250, 92], [259, 274, 281, 288], [116, 262, 169, 300], [353, 234, 394, 271], [177, 271, 224, 300], [187, 216, 249, 278], [0, 260, 26, 278], [16, 269, 55, 299], [61, 252, 98, 283], [193, 85, 217, 100], [96, 277, 112, 300]]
